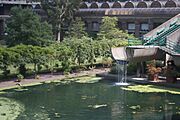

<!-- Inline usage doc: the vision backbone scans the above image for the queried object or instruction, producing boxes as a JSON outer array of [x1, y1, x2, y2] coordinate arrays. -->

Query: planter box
[[166, 77, 177, 83]]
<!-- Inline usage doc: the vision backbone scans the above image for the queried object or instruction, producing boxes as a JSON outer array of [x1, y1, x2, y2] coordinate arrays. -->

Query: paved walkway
[[0, 68, 109, 90]]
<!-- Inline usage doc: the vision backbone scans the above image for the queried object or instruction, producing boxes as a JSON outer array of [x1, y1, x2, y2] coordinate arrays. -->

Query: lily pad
[[122, 85, 180, 95], [0, 97, 24, 120], [75, 77, 102, 83], [0, 92, 6, 94], [54, 113, 61, 118], [81, 95, 96, 100], [88, 104, 107, 109], [14, 88, 28, 92], [129, 105, 141, 110]]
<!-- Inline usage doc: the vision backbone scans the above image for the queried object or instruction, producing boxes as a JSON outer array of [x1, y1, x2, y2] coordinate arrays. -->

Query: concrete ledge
[[97, 73, 180, 89]]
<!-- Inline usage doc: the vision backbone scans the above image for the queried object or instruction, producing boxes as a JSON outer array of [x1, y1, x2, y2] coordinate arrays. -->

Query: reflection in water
[[0, 81, 179, 120], [111, 87, 128, 120], [163, 92, 180, 120]]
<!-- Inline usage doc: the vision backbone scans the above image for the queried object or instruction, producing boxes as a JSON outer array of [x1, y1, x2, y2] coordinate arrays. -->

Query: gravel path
[[0, 68, 109, 90]]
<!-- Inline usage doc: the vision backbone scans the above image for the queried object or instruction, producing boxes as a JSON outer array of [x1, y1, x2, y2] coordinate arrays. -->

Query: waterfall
[[115, 60, 129, 86]]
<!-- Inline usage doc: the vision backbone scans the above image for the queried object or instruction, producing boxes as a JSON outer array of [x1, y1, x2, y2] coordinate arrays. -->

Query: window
[[128, 23, 135, 30], [141, 23, 149, 31], [92, 22, 99, 32]]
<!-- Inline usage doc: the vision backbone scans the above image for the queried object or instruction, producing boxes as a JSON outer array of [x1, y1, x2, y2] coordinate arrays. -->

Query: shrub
[[102, 57, 113, 67], [109, 66, 118, 74], [16, 74, 24, 82], [62, 61, 71, 73]]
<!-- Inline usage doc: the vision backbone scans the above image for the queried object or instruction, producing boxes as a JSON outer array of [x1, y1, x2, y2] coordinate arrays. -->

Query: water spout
[[115, 60, 130, 86]]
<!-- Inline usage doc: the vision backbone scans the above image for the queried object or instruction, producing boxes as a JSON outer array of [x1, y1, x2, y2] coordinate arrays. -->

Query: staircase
[[159, 39, 180, 56], [144, 22, 180, 46], [143, 13, 180, 45], [128, 14, 180, 56]]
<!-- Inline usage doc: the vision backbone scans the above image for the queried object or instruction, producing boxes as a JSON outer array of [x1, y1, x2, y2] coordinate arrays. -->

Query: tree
[[67, 17, 87, 39], [63, 37, 92, 66], [0, 47, 19, 76], [6, 7, 54, 46], [97, 16, 134, 41], [10, 45, 53, 76], [50, 43, 73, 72], [41, 0, 82, 41]]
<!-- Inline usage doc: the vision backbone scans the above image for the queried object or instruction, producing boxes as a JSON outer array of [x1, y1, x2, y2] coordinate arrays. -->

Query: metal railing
[[144, 23, 180, 45], [144, 14, 180, 39], [166, 40, 180, 54], [128, 38, 143, 46]]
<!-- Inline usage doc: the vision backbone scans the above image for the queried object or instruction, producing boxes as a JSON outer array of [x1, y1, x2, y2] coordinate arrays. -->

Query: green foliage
[[50, 43, 73, 72], [109, 66, 118, 74], [62, 60, 71, 73], [0, 97, 24, 120], [0, 13, 138, 79], [17, 74, 24, 81], [98, 17, 134, 41], [102, 57, 113, 67], [0, 45, 53, 77], [6, 7, 54, 46], [67, 17, 87, 39], [41, 0, 82, 41], [0, 47, 18, 76], [18, 64, 26, 77], [127, 63, 137, 75], [64, 36, 93, 66], [163, 67, 179, 77], [122, 85, 180, 95]]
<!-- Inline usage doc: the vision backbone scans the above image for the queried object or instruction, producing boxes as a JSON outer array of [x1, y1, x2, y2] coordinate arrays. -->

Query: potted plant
[[163, 67, 178, 83], [163, 60, 178, 83], [147, 64, 161, 81]]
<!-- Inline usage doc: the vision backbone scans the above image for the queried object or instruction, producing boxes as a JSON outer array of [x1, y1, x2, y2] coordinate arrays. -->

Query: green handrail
[[144, 24, 180, 46], [128, 38, 143, 46], [166, 40, 180, 54]]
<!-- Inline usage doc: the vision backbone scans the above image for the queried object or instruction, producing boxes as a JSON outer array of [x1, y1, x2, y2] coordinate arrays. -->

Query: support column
[[86, 20, 92, 33], [148, 19, 153, 31], [121, 22, 127, 31], [136, 62, 141, 77], [136, 62, 146, 78], [141, 62, 146, 76], [135, 21, 140, 37], [165, 54, 171, 66]]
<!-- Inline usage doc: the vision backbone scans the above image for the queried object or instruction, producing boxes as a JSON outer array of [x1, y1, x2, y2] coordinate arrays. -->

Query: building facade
[[0, 0, 180, 39], [78, 0, 180, 38]]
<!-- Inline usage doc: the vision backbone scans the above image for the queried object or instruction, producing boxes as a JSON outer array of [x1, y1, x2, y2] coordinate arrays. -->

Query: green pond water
[[0, 80, 180, 120]]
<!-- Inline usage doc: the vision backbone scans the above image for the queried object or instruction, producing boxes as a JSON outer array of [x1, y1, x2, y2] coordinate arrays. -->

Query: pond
[[0, 80, 180, 120]]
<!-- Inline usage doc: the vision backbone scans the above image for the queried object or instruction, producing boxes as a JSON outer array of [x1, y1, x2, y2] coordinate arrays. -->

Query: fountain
[[115, 60, 130, 86]]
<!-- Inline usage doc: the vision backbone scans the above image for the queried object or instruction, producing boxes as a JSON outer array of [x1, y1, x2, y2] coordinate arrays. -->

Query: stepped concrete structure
[[112, 14, 180, 65]]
